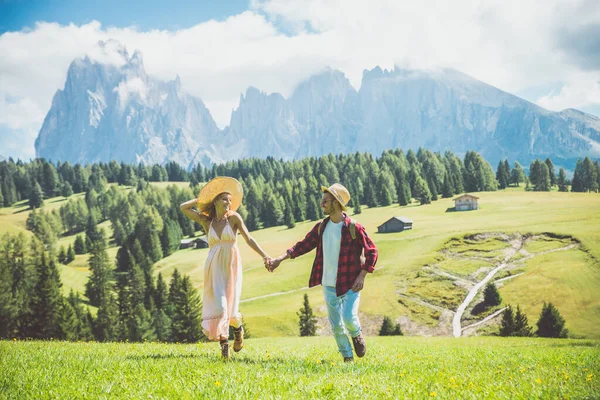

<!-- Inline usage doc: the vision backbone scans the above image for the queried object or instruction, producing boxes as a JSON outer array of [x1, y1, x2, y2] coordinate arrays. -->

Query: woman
[[180, 176, 270, 359]]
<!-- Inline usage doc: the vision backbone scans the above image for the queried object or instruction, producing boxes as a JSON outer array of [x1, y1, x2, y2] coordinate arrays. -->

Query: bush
[[483, 282, 502, 306], [536, 302, 568, 338], [379, 316, 403, 336]]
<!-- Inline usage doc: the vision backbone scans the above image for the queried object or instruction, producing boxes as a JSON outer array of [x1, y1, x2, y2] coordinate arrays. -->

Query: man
[[267, 183, 378, 362]]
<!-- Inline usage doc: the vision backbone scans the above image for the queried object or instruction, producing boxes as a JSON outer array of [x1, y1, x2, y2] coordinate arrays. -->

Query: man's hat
[[197, 177, 243, 215], [321, 183, 350, 211]]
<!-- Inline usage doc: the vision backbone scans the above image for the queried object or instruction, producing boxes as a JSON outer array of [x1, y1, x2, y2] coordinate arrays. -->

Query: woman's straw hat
[[321, 183, 350, 211], [197, 176, 244, 214]]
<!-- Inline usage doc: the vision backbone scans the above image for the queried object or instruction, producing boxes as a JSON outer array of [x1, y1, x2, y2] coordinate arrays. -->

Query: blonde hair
[[198, 192, 231, 220]]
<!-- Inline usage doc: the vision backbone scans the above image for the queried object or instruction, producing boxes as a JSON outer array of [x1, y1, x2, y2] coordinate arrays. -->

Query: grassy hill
[[2, 337, 599, 399], [1, 186, 599, 339]]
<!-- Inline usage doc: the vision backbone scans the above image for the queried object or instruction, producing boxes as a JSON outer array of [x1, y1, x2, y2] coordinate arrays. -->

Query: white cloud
[[1, 0, 600, 161], [537, 73, 600, 111]]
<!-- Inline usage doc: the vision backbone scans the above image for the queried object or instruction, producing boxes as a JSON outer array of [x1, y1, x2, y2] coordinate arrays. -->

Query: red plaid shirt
[[286, 214, 378, 296]]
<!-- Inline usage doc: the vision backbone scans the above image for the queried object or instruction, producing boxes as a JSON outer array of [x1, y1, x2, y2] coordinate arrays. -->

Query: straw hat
[[321, 183, 350, 211], [197, 176, 244, 214]]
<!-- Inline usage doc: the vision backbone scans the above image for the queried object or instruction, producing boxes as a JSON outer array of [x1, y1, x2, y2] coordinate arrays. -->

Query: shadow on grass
[[445, 207, 457, 213], [127, 353, 210, 361]]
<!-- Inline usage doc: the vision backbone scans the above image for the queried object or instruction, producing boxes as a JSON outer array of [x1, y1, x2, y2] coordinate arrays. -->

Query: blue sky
[[0, 0, 250, 33], [1, 0, 599, 161]]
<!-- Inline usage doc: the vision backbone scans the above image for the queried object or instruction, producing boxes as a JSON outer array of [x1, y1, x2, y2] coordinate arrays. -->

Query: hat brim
[[321, 186, 348, 211], [197, 177, 244, 214]]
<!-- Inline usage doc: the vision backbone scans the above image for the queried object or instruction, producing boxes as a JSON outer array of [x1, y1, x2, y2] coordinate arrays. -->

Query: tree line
[[1, 147, 597, 342], [0, 231, 204, 342]]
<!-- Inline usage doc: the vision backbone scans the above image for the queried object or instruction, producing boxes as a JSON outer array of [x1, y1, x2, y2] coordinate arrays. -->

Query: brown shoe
[[233, 326, 244, 352], [352, 334, 366, 358], [220, 340, 230, 359], [343, 357, 354, 363]]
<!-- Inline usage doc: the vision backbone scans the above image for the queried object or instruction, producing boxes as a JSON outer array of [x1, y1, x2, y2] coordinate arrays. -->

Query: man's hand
[[267, 257, 282, 272], [351, 271, 367, 292], [263, 256, 272, 272]]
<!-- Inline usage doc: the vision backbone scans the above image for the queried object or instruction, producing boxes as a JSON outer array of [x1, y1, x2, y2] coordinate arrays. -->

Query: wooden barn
[[453, 194, 479, 211], [195, 237, 209, 249], [179, 238, 196, 249], [377, 217, 413, 233], [179, 237, 209, 249]]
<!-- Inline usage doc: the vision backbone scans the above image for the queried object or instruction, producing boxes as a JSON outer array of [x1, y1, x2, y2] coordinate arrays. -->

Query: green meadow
[[1, 188, 600, 339], [1, 337, 599, 399]]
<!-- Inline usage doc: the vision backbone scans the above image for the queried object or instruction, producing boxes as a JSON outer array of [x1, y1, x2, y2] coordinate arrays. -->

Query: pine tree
[[536, 163, 551, 191], [442, 172, 454, 198], [152, 273, 172, 341], [413, 176, 432, 205], [61, 181, 73, 198], [284, 202, 296, 229], [513, 305, 532, 337], [66, 290, 94, 341], [544, 158, 556, 187], [85, 231, 114, 307], [170, 274, 203, 342], [85, 213, 101, 246], [483, 282, 502, 306], [297, 293, 317, 336], [536, 302, 568, 338], [499, 305, 515, 336], [379, 316, 394, 336], [496, 161, 509, 189], [66, 244, 75, 264], [571, 159, 586, 192], [29, 179, 44, 209], [352, 191, 362, 215], [396, 170, 412, 206], [307, 196, 320, 221], [74, 234, 86, 254], [557, 168, 568, 192], [511, 162, 525, 187], [57, 245, 66, 264], [379, 316, 403, 336], [93, 294, 119, 342], [160, 219, 182, 257], [29, 252, 65, 339]]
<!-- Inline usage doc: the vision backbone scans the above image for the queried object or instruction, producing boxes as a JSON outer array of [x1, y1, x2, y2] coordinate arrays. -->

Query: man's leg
[[322, 286, 353, 359], [342, 289, 366, 357]]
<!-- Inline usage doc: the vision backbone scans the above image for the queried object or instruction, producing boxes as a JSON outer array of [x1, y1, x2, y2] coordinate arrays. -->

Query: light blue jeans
[[322, 286, 361, 358]]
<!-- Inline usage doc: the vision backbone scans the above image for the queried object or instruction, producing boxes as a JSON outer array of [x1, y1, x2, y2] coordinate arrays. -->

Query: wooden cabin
[[377, 217, 413, 233], [453, 194, 479, 211]]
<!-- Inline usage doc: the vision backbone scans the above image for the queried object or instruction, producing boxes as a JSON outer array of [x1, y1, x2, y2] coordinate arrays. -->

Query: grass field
[[1, 188, 600, 339], [1, 337, 598, 399]]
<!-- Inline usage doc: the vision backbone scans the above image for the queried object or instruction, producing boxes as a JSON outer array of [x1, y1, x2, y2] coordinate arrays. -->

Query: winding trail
[[461, 307, 507, 332], [451, 238, 578, 337], [452, 237, 523, 337]]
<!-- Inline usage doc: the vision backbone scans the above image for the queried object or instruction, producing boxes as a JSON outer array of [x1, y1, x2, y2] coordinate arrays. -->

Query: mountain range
[[35, 43, 600, 170]]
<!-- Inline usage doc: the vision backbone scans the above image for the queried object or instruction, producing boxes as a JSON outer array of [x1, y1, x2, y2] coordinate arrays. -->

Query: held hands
[[264, 256, 281, 273]]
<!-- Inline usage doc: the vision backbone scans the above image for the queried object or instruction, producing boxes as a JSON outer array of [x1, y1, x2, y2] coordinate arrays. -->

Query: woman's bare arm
[[230, 212, 270, 260], [180, 199, 209, 233]]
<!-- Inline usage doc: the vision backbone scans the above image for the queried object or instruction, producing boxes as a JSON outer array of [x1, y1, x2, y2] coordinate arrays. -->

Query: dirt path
[[452, 236, 523, 337], [461, 307, 507, 332], [451, 236, 578, 337]]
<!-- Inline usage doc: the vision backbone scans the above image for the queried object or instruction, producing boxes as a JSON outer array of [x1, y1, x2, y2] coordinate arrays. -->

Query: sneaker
[[233, 326, 244, 352], [343, 356, 354, 363], [351, 334, 366, 358], [220, 340, 230, 359]]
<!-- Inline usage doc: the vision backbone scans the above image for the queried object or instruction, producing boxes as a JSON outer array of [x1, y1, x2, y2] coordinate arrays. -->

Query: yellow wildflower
[[215, 381, 222, 387], [430, 392, 437, 397], [536, 379, 542, 384]]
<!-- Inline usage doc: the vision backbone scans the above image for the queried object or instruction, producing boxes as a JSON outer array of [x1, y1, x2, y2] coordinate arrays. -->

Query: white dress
[[201, 217, 243, 341]]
